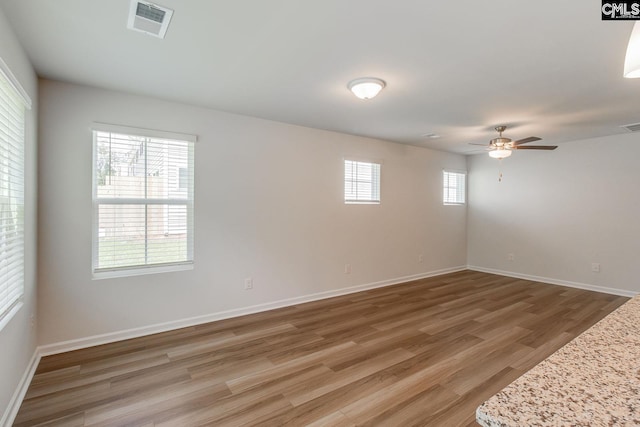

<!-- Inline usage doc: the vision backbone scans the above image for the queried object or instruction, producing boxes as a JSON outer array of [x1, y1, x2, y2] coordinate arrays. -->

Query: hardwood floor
[[14, 271, 628, 426]]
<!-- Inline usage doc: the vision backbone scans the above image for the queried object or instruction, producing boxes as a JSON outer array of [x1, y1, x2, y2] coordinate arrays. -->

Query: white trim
[[39, 265, 466, 356], [92, 122, 197, 142], [466, 265, 638, 297], [0, 56, 32, 109], [0, 301, 23, 332], [0, 348, 40, 427], [96, 198, 190, 205], [343, 155, 384, 165], [345, 200, 380, 205], [92, 262, 193, 280], [443, 168, 467, 175]]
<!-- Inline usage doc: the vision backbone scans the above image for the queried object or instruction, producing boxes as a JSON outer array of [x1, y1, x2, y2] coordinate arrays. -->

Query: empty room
[[1, 1, 639, 426]]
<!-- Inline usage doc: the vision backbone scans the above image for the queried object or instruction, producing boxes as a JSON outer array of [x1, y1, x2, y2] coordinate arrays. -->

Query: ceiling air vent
[[621, 122, 640, 132], [127, 1, 173, 39]]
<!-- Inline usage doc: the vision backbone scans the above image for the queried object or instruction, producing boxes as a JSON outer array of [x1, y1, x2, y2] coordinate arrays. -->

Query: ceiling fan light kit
[[624, 22, 640, 78], [488, 149, 512, 159], [471, 125, 557, 159], [347, 77, 386, 100]]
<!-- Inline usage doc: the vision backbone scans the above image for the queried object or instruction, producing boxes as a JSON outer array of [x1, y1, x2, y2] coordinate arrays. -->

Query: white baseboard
[[1, 348, 40, 427], [467, 265, 638, 298], [39, 266, 467, 357]]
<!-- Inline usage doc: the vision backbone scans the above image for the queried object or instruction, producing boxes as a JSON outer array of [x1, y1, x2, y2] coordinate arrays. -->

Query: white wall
[[467, 133, 640, 295], [38, 79, 467, 347], [0, 7, 38, 426]]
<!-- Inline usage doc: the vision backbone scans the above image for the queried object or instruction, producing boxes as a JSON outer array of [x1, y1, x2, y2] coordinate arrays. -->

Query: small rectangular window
[[443, 170, 466, 205], [344, 160, 380, 204], [92, 125, 195, 277]]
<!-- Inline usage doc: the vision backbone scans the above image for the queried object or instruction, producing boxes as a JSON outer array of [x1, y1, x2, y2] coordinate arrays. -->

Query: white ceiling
[[1, 0, 639, 153]]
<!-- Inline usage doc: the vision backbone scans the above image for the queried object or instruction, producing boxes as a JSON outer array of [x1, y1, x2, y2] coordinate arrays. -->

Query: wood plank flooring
[[14, 271, 629, 426]]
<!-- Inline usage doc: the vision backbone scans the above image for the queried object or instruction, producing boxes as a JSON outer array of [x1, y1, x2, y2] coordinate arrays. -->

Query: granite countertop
[[476, 295, 640, 427]]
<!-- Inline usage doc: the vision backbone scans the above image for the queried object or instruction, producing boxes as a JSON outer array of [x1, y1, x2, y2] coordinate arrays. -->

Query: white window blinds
[[0, 61, 28, 326], [443, 170, 466, 205], [92, 126, 195, 275], [344, 160, 381, 204]]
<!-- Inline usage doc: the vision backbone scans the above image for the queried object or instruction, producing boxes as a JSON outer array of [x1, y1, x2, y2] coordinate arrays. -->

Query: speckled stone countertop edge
[[476, 295, 640, 427]]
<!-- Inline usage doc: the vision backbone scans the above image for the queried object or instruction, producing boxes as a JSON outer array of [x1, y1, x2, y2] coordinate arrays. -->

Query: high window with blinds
[[443, 170, 466, 205], [92, 125, 195, 276], [344, 159, 381, 204], [0, 59, 29, 329]]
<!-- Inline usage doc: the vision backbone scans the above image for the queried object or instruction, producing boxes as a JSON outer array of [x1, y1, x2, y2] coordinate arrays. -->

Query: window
[[443, 170, 466, 205], [178, 167, 187, 190], [0, 58, 30, 328], [344, 159, 381, 204], [92, 124, 195, 277]]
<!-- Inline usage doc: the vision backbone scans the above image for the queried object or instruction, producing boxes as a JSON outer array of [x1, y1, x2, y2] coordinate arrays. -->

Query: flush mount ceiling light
[[347, 77, 386, 100], [624, 22, 640, 78]]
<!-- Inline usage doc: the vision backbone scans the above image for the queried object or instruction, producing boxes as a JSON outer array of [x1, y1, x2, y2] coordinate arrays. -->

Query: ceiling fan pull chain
[[498, 159, 503, 182]]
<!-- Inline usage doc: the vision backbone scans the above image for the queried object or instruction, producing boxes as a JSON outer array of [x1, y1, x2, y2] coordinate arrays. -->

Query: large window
[[92, 125, 195, 277], [0, 59, 30, 328], [443, 170, 466, 205], [344, 159, 381, 204]]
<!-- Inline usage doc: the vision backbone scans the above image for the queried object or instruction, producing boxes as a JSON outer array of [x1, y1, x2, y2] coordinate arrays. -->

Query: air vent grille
[[136, 3, 166, 23], [127, 1, 173, 39], [621, 122, 640, 132]]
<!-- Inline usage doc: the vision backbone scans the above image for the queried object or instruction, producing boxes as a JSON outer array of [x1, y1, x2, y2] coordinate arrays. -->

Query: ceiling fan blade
[[512, 136, 541, 146], [513, 145, 557, 150], [469, 143, 489, 146]]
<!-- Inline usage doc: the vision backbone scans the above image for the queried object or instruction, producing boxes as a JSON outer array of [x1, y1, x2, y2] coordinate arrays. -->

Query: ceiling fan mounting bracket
[[490, 137, 511, 147]]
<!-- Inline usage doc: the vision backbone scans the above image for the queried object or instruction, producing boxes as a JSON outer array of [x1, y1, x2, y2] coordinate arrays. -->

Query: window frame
[[344, 158, 382, 205], [443, 169, 466, 205], [91, 123, 196, 279], [0, 56, 31, 331]]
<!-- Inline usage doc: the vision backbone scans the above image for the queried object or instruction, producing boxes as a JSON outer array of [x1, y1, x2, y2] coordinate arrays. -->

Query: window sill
[[345, 201, 381, 205], [0, 301, 23, 332], [92, 262, 194, 280]]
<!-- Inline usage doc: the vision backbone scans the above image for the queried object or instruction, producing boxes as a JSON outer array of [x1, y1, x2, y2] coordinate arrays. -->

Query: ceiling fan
[[471, 126, 558, 159]]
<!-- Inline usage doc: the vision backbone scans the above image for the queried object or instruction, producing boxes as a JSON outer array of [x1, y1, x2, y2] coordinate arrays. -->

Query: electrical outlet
[[344, 264, 351, 274], [591, 263, 600, 273], [418, 254, 424, 263], [507, 253, 515, 261], [244, 277, 253, 290]]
